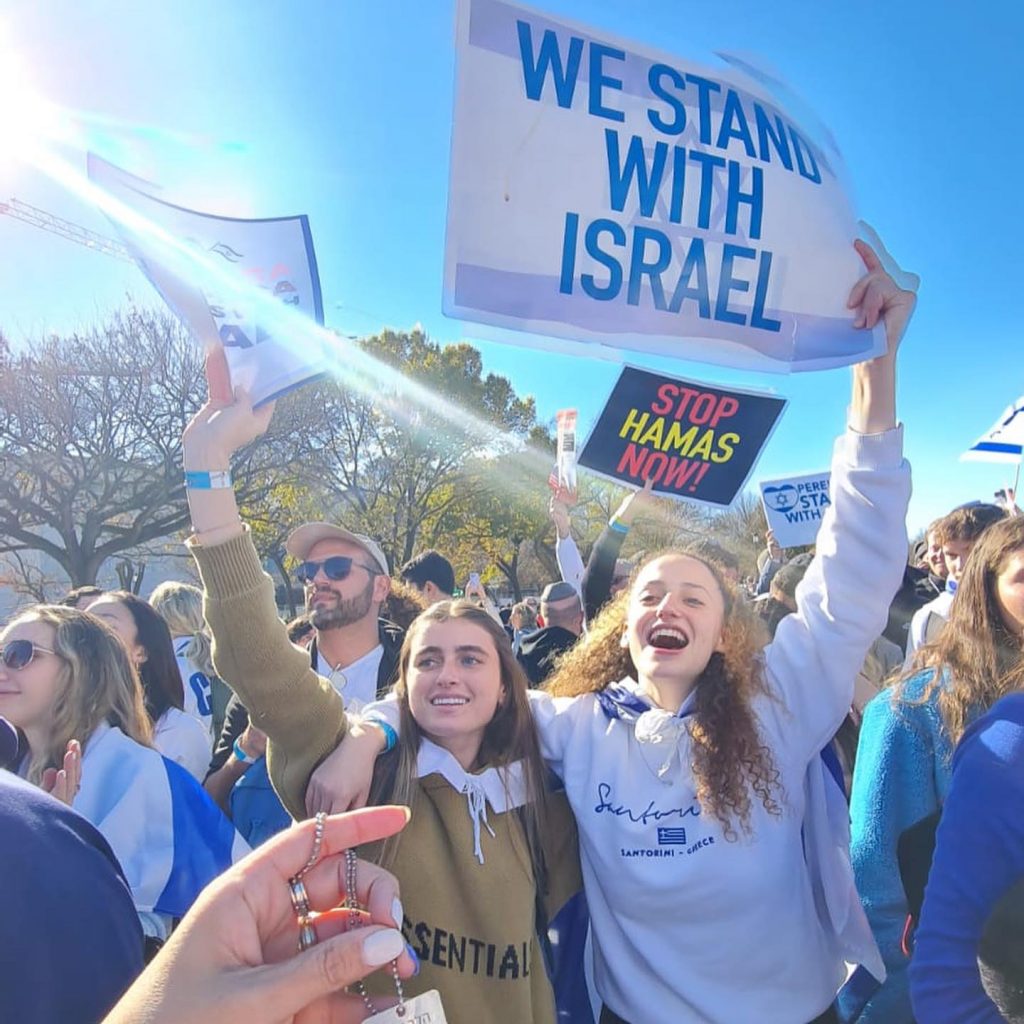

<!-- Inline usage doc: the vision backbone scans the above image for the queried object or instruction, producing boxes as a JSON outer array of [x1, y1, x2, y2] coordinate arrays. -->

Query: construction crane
[[0, 197, 132, 262]]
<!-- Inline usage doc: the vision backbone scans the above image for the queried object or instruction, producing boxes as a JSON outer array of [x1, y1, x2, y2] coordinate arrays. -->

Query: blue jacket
[[910, 692, 1024, 1022], [0, 770, 143, 1022], [843, 670, 955, 1023]]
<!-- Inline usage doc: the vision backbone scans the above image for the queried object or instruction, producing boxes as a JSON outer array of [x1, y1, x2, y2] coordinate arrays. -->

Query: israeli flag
[[75, 722, 249, 921], [962, 396, 1024, 464]]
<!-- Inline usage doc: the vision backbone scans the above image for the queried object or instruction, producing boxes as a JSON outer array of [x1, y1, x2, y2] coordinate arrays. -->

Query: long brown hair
[[9, 605, 152, 784], [547, 550, 781, 839], [369, 600, 551, 886], [902, 515, 1024, 745]]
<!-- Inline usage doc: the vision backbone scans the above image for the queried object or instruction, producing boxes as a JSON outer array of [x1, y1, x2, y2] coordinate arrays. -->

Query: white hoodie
[[368, 427, 910, 1023]]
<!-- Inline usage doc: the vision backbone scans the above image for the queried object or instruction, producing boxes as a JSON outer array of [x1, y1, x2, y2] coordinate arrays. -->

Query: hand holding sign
[[549, 494, 572, 540], [846, 235, 916, 436], [183, 346, 276, 471], [848, 239, 917, 357], [612, 476, 656, 527]]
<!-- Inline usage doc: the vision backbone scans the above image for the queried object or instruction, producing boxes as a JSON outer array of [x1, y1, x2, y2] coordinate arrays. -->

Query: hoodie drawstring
[[464, 777, 497, 864]]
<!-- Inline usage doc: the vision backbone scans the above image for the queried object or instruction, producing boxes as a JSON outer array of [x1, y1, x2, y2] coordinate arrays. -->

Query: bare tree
[[0, 309, 301, 585], [0, 550, 62, 604]]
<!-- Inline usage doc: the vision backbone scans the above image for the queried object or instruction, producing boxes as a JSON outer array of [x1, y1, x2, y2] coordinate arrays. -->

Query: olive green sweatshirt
[[190, 530, 581, 1024]]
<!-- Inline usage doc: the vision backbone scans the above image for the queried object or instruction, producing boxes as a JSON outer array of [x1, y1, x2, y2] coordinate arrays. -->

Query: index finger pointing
[[259, 806, 411, 882], [204, 345, 233, 404], [853, 238, 882, 274]]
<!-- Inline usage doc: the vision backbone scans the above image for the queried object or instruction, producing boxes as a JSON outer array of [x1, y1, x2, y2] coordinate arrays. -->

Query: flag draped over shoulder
[[75, 722, 249, 920]]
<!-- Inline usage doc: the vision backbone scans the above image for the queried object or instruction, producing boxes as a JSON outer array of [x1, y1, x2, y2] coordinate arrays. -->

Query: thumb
[[254, 926, 407, 1019]]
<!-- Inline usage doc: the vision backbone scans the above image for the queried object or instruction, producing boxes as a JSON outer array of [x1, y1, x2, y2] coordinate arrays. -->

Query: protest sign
[[88, 154, 326, 406], [961, 395, 1024, 464], [555, 408, 578, 490], [443, 0, 883, 373], [759, 470, 831, 548], [578, 366, 785, 506]]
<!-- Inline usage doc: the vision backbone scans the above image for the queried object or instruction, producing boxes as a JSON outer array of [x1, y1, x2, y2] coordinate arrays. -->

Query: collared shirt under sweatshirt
[[190, 529, 582, 1024]]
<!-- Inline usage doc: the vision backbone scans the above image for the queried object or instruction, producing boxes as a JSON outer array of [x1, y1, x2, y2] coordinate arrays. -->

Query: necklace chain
[[345, 848, 405, 1015]]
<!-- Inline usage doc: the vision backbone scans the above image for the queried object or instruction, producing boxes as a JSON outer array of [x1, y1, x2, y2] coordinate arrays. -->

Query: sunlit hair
[[100, 591, 184, 724], [369, 600, 550, 886], [381, 578, 428, 633], [902, 516, 1024, 745], [150, 581, 215, 680], [7, 605, 151, 784], [547, 550, 781, 839], [936, 504, 1006, 546], [511, 601, 537, 631]]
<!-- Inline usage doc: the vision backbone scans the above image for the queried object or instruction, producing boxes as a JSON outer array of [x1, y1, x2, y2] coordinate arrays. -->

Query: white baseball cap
[[285, 522, 390, 577]]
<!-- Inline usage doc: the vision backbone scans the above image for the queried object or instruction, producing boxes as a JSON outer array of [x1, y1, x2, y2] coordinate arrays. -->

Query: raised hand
[[183, 346, 276, 471], [847, 239, 917, 358], [41, 739, 81, 806], [611, 475, 656, 527], [846, 236, 917, 435]]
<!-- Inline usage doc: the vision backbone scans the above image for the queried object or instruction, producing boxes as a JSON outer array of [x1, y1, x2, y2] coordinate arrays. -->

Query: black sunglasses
[[2, 639, 56, 671], [295, 556, 380, 585]]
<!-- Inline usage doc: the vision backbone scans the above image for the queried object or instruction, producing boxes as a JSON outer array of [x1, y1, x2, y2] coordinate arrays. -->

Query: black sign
[[578, 366, 787, 506]]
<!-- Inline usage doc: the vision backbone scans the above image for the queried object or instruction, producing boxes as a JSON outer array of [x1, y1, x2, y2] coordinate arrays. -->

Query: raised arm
[[183, 350, 346, 818], [582, 477, 654, 622], [763, 239, 915, 760], [550, 489, 585, 593]]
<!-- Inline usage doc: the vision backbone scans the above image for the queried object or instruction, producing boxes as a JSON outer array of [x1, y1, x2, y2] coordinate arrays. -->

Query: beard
[[307, 578, 375, 630]]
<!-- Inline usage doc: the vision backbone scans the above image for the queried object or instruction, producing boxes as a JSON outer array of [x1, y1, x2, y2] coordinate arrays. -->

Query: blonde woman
[[0, 605, 245, 942], [150, 581, 223, 741]]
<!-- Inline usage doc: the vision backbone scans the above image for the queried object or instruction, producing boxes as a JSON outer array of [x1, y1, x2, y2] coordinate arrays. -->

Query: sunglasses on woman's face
[[1, 639, 56, 670], [295, 556, 379, 585]]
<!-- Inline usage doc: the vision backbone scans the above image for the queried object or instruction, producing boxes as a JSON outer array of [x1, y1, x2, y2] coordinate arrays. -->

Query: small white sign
[[760, 470, 831, 547]]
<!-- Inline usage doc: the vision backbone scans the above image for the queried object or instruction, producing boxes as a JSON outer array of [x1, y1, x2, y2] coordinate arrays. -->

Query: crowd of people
[[3, 238, 1024, 1024]]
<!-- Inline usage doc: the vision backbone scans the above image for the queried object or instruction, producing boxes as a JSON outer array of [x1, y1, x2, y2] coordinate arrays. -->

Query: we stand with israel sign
[[444, 0, 883, 373], [759, 470, 832, 548], [88, 154, 327, 407]]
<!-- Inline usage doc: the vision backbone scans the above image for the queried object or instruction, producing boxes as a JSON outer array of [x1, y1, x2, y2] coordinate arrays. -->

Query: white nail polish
[[391, 897, 404, 928], [363, 928, 406, 967]]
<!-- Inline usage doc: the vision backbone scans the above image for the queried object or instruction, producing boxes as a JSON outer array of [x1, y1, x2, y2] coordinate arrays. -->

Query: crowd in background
[[4, 244, 1024, 1024]]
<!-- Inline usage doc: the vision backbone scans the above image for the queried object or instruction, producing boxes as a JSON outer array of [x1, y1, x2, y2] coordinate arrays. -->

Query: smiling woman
[[182, 351, 584, 1024]]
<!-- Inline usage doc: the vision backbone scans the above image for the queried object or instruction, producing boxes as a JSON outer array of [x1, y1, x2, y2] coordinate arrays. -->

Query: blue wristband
[[185, 470, 233, 490], [608, 518, 630, 535], [232, 737, 257, 764], [365, 717, 397, 753]]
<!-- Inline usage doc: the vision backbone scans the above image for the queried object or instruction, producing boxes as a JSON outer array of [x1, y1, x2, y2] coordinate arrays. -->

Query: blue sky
[[1, 0, 1020, 534]]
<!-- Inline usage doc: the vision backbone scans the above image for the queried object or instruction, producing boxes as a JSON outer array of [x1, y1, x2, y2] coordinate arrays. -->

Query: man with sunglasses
[[285, 520, 400, 710], [204, 520, 403, 813]]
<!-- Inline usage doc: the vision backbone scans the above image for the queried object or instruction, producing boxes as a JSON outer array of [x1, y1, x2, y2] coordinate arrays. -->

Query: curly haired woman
[[320, 239, 917, 1024]]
